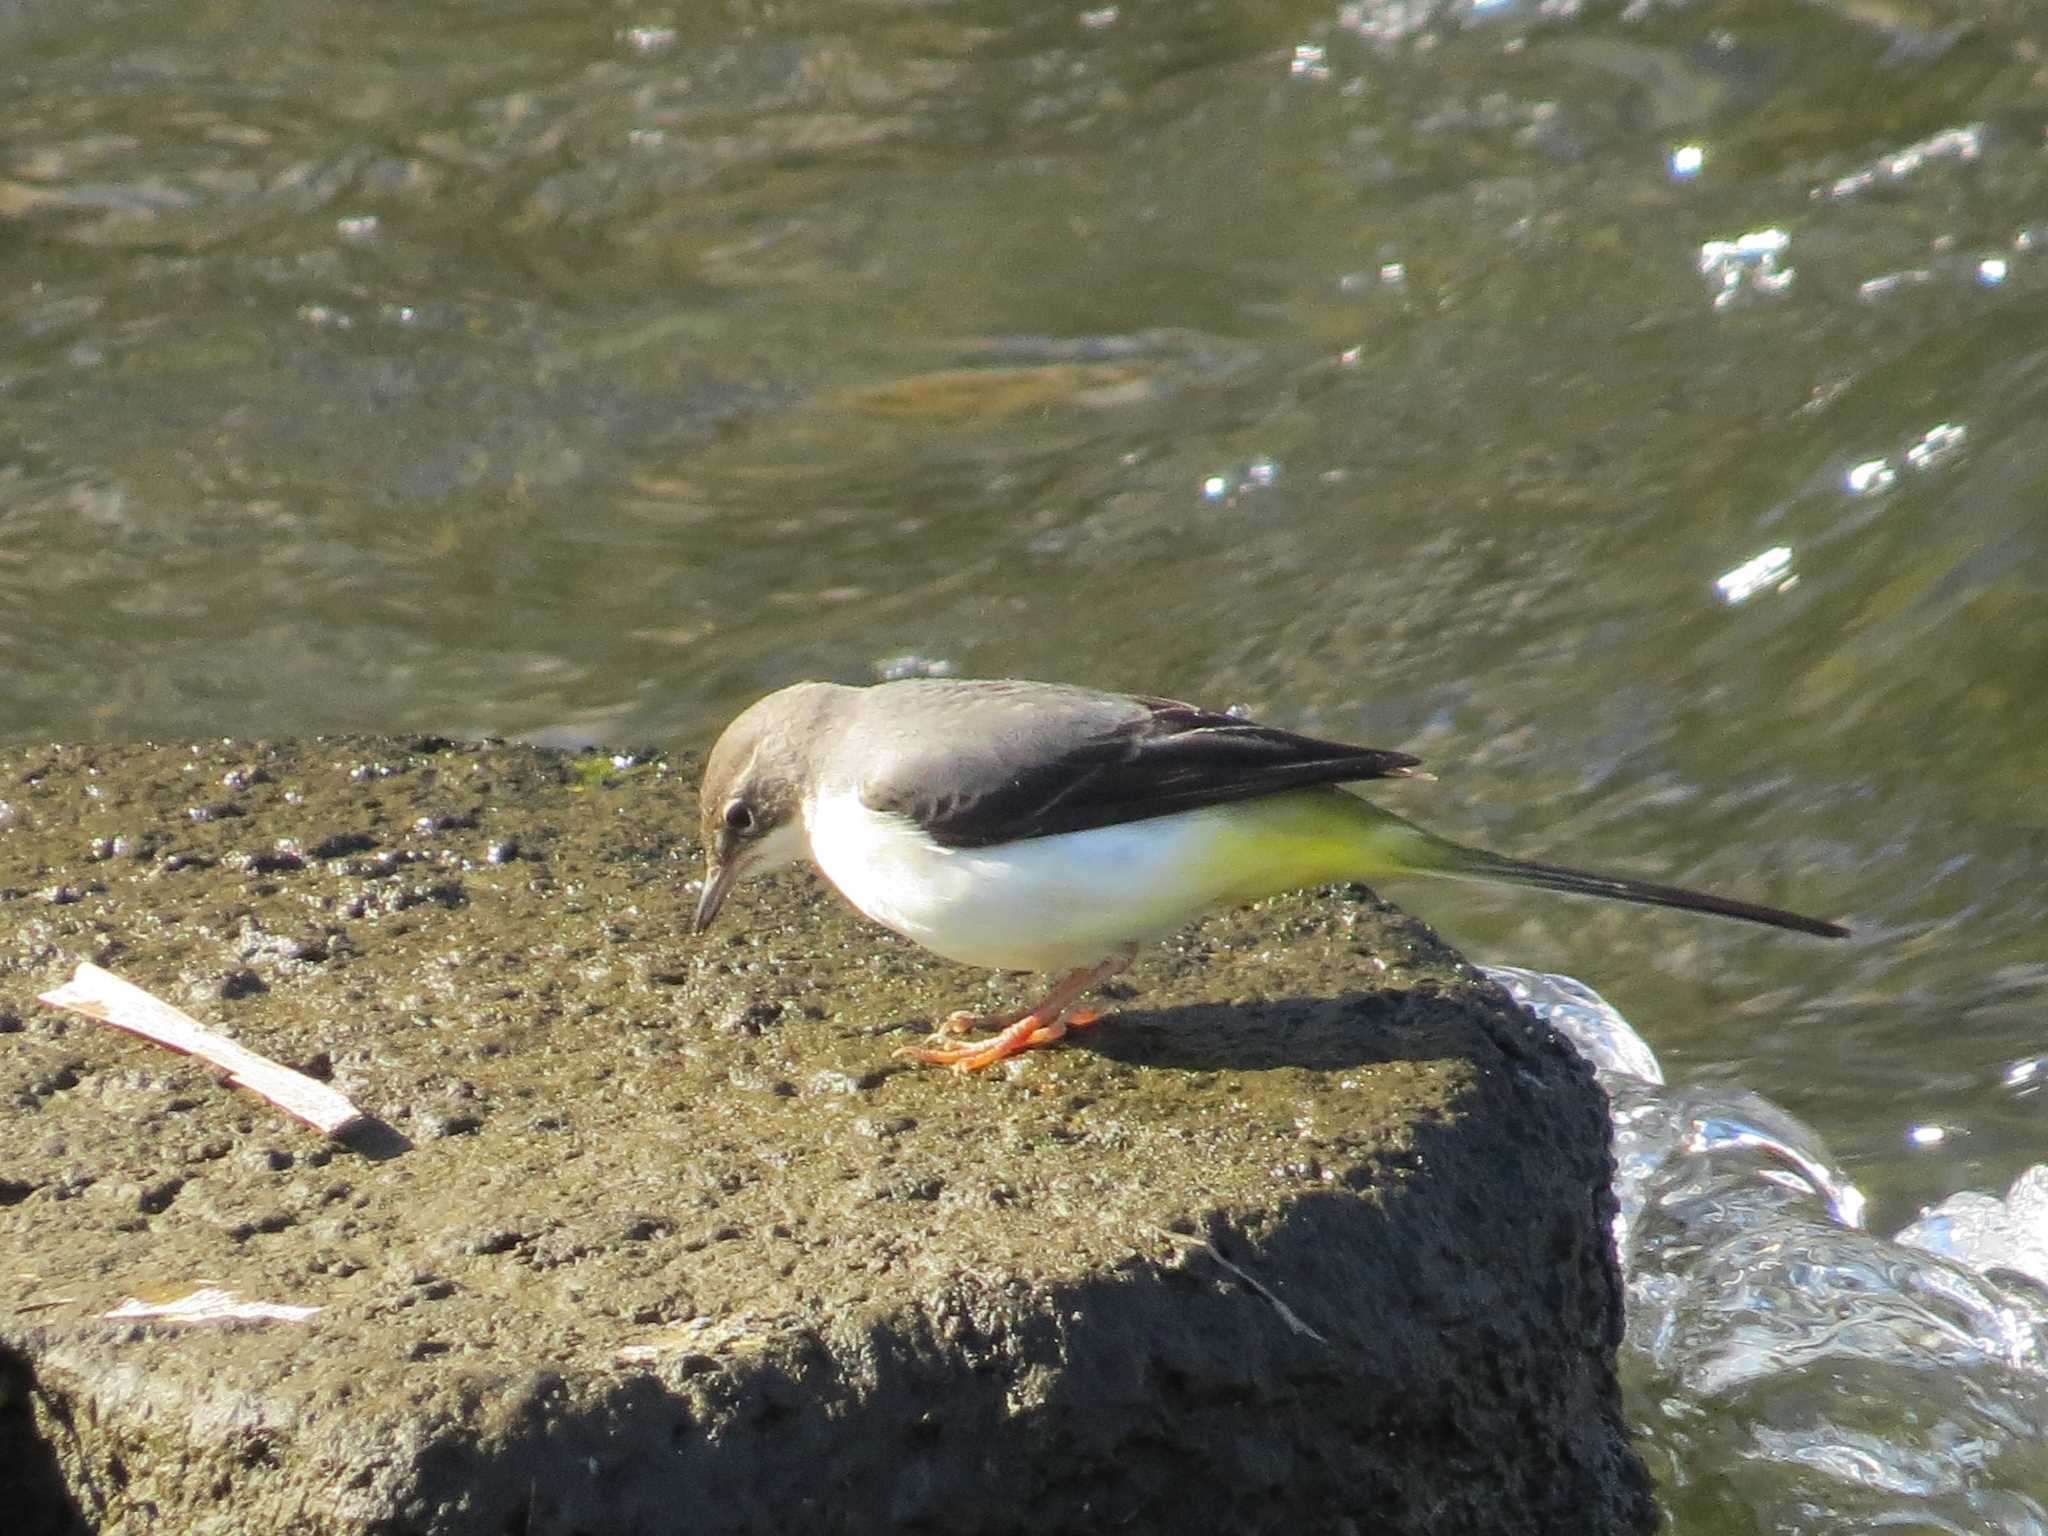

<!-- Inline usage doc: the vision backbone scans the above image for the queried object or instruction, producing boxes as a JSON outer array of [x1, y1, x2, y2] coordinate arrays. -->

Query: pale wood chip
[[37, 961, 365, 1138], [104, 1287, 320, 1325]]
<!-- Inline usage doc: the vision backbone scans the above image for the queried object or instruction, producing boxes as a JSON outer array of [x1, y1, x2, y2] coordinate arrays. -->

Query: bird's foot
[[895, 1004, 1087, 1072], [893, 955, 1129, 1074]]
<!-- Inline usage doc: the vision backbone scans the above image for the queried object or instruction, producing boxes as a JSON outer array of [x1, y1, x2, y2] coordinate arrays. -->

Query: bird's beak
[[694, 859, 736, 934]]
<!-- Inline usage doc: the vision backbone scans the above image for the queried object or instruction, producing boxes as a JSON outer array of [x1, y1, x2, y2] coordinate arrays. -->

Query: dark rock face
[[0, 739, 1653, 1535]]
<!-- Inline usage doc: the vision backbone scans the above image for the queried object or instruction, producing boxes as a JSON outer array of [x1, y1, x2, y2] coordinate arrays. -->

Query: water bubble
[[1483, 966, 1664, 1085], [1897, 1165, 2048, 1294]]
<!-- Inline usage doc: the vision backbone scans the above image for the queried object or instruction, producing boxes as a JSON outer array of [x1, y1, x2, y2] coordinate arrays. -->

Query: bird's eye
[[723, 800, 755, 833]]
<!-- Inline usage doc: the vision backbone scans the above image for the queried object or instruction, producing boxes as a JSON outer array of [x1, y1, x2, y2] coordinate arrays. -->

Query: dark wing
[[862, 686, 1418, 848]]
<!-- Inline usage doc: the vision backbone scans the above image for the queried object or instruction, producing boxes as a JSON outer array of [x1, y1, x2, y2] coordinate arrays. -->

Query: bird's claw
[[935, 1008, 1000, 1038], [894, 956, 1130, 1073], [891, 1005, 1108, 1072]]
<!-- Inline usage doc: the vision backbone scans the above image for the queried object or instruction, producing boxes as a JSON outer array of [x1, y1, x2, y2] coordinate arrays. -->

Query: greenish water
[[5, 0, 2046, 1526]]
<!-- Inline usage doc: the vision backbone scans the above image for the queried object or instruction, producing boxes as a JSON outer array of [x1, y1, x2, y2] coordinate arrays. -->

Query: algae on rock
[[0, 738, 1653, 1535]]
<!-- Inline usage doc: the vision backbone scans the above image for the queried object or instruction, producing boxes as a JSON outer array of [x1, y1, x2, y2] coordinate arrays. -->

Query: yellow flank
[[1195, 788, 1455, 905]]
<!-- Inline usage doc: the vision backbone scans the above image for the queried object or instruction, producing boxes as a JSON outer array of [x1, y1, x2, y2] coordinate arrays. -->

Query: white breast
[[801, 786, 1236, 973]]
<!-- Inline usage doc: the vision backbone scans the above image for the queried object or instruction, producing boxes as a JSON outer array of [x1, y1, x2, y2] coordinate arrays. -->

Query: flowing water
[[1499, 965, 2048, 1534], [4, 0, 2046, 1526]]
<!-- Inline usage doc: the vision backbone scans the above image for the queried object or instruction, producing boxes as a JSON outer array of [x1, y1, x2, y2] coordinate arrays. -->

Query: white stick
[[1154, 1229, 1328, 1343], [37, 961, 365, 1138], [105, 1288, 321, 1325]]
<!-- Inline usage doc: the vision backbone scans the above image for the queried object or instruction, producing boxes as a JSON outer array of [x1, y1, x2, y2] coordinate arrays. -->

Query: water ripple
[[1488, 966, 2048, 1529]]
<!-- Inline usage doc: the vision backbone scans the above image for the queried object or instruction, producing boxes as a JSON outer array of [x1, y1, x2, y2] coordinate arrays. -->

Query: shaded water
[[4, 0, 2046, 1526]]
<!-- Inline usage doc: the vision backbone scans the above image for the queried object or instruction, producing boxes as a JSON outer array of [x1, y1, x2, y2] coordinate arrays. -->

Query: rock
[[0, 740, 1653, 1535]]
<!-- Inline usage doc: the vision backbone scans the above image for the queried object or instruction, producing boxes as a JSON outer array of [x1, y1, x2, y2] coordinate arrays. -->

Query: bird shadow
[[1068, 984, 1513, 1075]]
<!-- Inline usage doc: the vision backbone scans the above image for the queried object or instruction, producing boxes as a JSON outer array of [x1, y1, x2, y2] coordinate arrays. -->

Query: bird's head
[[693, 684, 834, 933]]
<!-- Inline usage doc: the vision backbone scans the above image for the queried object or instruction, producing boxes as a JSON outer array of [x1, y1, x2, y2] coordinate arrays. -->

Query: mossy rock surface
[[0, 738, 1653, 1535]]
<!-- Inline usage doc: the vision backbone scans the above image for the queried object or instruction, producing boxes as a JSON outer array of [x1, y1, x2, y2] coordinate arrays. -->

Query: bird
[[692, 678, 1847, 1071]]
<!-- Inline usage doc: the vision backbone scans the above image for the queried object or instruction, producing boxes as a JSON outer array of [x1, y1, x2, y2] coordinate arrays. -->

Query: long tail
[[1433, 841, 1849, 939], [1220, 789, 1849, 938]]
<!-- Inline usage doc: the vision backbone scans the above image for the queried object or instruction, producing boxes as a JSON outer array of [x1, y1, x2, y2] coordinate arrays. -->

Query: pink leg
[[896, 951, 1132, 1072]]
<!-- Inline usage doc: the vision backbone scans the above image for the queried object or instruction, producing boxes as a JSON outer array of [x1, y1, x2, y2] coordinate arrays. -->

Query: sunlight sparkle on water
[[1669, 144, 1704, 178], [298, 304, 353, 330], [1201, 459, 1280, 501], [1906, 422, 1967, 471], [1336, 1, 1438, 44], [1846, 458, 1897, 497], [1290, 44, 1330, 81], [1858, 269, 1932, 302], [1699, 228, 1793, 308], [1818, 123, 1983, 201], [874, 654, 957, 681], [1715, 546, 1794, 605], [620, 25, 677, 56]]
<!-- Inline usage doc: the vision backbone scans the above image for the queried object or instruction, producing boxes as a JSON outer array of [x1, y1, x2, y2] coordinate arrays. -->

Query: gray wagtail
[[693, 678, 1846, 1071]]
